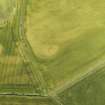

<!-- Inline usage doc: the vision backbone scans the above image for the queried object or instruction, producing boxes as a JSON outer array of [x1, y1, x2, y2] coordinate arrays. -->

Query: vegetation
[[58, 66, 105, 105], [0, 0, 105, 105]]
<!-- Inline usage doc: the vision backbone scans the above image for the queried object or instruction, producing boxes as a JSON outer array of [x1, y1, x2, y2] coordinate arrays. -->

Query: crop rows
[[0, 0, 47, 96]]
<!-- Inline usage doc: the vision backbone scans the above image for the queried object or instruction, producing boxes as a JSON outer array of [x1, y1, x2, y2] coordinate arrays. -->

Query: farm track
[[0, 0, 47, 96], [16, 0, 48, 95], [50, 52, 105, 96]]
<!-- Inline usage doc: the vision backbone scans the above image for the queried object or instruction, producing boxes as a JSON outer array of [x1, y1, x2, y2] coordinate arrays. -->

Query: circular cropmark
[[33, 43, 60, 60]]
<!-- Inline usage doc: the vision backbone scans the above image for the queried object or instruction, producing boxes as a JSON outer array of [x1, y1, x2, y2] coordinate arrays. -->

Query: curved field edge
[[26, 0, 105, 60], [25, 0, 105, 95]]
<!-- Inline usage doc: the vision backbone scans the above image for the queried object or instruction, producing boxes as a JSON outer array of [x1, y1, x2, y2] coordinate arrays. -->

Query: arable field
[[26, 0, 105, 93], [0, 0, 105, 105]]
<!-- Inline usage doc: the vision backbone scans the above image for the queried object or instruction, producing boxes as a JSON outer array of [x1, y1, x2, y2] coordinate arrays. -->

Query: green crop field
[[58, 66, 105, 105], [26, 0, 105, 93], [0, 0, 105, 105]]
